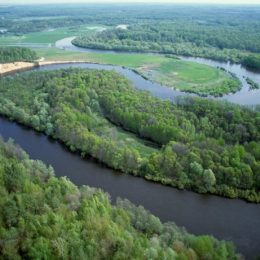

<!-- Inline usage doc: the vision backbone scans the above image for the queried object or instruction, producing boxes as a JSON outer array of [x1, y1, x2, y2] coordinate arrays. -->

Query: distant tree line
[[73, 21, 260, 63], [3, 4, 260, 66]]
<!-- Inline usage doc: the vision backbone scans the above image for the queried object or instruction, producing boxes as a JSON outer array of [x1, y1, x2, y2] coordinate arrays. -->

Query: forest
[[0, 47, 38, 63], [2, 4, 260, 66], [0, 138, 240, 259], [0, 4, 259, 259], [72, 22, 260, 64], [0, 68, 259, 202]]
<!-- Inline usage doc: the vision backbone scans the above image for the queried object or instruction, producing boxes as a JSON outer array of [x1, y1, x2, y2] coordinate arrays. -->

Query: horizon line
[[1, 2, 260, 5]]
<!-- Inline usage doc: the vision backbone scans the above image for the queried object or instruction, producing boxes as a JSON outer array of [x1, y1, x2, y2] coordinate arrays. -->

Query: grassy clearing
[[35, 47, 166, 67], [93, 110, 158, 158], [110, 126, 158, 158], [90, 53, 166, 67], [158, 60, 219, 83], [137, 59, 241, 96]]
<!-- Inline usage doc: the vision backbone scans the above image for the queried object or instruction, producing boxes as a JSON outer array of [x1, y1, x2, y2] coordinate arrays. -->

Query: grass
[[35, 47, 166, 67], [111, 126, 158, 158], [158, 60, 219, 83], [137, 59, 240, 96]]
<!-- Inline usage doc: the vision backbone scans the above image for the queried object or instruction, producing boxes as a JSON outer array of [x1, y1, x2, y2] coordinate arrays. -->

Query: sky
[[1, 0, 260, 4]]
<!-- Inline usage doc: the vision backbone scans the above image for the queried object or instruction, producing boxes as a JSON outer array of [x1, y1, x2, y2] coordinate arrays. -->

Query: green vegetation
[[0, 25, 107, 47], [246, 77, 260, 90], [0, 138, 239, 259], [0, 4, 247, 97], [0, 5, 259, 258], [1, 24, 241, 97], [242, 55, 260, 71], [2, 4, 260, 66], [138, 59, 240, 96], [0, 68, 259, 202], [0, 47, 38, 63], [35, 47, 167, 67], [72, 20, 257, 63]]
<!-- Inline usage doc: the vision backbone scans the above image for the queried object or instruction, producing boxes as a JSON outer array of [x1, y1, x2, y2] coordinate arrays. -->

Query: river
[[56, 36, 260, 106], [0, 116, 260, 259], [0, 61, 260, 258]]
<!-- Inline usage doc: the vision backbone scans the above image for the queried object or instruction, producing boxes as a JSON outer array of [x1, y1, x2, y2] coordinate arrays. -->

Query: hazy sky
[[1, 0, 260, 4]]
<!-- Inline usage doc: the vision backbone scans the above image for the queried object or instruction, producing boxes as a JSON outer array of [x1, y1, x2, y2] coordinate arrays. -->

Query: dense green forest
[[0, 47, 38, 63], [0, 138, 239, 259], [73, 22, 260, 63], [1, 4, 260, 65], [0, 68, 259, 202]]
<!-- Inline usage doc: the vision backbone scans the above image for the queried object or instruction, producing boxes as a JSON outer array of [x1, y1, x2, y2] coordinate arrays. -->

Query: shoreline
[[0, 62, 35, 76], [0, 60, 90, 76]]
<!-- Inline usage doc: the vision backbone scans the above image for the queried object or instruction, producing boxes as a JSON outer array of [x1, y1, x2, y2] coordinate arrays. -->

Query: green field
[[35, 47, 166, 66], [0, 25, 240, 96], [140, 59, 240, 96]]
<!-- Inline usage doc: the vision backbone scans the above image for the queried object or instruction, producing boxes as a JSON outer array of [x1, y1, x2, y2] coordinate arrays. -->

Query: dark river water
[[1, 61, 260, 258], [56, 36, 260, 106], [0, 116, 260, 259]]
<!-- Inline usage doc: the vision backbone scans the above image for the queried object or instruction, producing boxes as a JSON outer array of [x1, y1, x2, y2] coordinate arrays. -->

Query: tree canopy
[[0, 138, 239, 259], [0, 68, 259, 202], [0, 47, 38, 63]]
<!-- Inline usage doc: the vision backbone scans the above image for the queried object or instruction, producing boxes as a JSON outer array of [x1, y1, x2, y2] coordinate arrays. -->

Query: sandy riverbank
[[0, 60, 88, 75], [0, 62, 35, 75]]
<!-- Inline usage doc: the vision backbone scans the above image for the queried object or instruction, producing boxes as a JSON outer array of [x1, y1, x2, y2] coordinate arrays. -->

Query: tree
[[202, 169, 216, 191]]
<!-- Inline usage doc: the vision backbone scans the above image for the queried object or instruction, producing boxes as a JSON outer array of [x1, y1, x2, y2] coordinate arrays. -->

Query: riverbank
[[0, 60, 91, 76], [0, 61, 35, 76]]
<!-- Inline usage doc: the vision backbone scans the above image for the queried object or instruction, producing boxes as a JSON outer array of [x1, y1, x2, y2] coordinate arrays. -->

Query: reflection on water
[[55, 36, 260, 106]]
